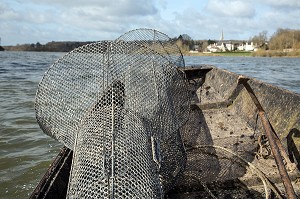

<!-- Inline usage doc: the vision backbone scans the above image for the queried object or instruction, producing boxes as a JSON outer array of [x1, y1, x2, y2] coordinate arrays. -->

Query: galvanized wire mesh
[[116, 28, 185, 68], [68, 107, 163, 198], [35, 29, 190, 198]]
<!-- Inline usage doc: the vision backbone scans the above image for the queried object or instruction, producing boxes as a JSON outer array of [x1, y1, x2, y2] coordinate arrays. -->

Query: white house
[[206, 31, 236, 52], [238, 42, 258, 51], [206, 41, 234, 52], [207, 43, 223, 52], [224, 42, 234, 51]]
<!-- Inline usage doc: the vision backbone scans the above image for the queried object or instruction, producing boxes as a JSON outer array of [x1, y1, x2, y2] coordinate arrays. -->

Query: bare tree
[[250, 31, 268, 47], [269, 29, 300, 50]]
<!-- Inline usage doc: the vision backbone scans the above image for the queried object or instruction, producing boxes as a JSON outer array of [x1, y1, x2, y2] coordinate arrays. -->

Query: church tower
[[220, 30, 224, 41]]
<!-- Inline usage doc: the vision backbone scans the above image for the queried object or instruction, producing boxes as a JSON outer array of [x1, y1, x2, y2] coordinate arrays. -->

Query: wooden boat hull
[[30, 147, 72, 199], [30, 66, 300, 198]]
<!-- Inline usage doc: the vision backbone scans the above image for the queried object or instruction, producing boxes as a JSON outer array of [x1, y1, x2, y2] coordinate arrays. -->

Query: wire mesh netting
[[34, 28, 291, 199], [35, 29, 190, 198], [116, 28, 185, 68]]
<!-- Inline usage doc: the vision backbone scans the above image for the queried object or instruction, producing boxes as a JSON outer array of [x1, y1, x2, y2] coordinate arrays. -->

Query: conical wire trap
[[35, 29, 190, 198]]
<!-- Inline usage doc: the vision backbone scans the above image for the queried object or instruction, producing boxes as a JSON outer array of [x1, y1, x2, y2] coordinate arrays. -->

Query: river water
[[0, 51, 299, 198]]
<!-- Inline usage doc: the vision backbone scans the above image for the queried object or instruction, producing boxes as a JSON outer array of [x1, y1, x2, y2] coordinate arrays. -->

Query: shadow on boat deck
[[288, 128, 300, 171]]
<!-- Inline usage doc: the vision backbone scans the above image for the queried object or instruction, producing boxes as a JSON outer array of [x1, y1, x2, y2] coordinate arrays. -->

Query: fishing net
[[34, 28, 296, 199], [35, 29, 190, 198], [115, 28, 185, 68]]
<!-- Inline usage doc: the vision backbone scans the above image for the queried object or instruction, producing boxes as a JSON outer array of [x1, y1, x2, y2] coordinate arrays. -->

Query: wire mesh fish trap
[[116, 28, 185, 68], [35, 29, 190, 198]]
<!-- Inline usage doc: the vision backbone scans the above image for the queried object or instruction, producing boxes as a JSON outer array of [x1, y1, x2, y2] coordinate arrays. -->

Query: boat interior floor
[[166, 67, 300, 198], [167, 105, 300, 198]]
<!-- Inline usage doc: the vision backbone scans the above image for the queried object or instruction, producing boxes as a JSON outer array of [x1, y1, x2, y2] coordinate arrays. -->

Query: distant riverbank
[[2, 41, 94, 52], [184, 50, 300, 57], [3, 44, 300, 58], [184, 51, 252, 57]]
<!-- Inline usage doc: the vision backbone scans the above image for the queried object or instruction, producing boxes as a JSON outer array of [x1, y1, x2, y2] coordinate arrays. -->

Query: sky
[[1, 0, 300, 46]]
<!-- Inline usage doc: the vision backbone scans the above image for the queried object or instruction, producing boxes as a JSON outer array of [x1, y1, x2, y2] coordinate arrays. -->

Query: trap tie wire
[[35, 29, 190, 198]]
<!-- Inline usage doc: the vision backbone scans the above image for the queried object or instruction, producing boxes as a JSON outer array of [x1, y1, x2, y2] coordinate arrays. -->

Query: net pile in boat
[[35, 29, 190, 198]]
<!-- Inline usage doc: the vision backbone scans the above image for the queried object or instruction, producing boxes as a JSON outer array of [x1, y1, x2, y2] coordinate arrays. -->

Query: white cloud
[[0, 2, 20, 20], [264, 0, 300, 8], [259, 9, 300, 32], [56, 3, 161, 39], [0, 0, 162, 45], [157, 0, 167, 10], [1, 0, 300, 45], [206, 0, 255, 18], [25, 0, 158, 16]]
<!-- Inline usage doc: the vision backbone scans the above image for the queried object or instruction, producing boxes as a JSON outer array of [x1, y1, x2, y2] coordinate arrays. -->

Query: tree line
[[4, 28, 300, 52], [4, 41, 94, 52], [176, 28, 300, 53], [269, 29, 300, 50], [250, 28, 300, 50]]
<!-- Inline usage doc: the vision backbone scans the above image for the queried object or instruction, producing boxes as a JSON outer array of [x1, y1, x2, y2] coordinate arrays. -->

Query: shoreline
[[183, 51, 300, 58], [2, 49, 300, 58], [183, 52, 251, 57]]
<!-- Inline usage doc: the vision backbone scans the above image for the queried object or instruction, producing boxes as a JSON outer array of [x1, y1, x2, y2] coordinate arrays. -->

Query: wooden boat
[[30, 65, 300, 198]]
